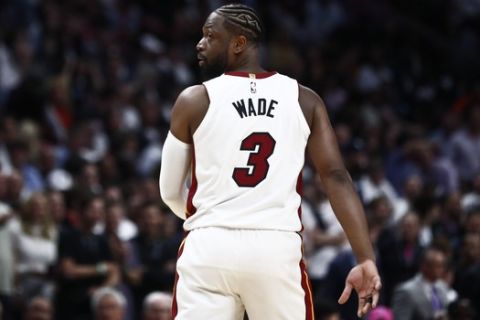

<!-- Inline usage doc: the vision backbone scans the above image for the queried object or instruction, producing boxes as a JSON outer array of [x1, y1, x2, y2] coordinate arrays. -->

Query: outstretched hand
[[338, 259, 382, 318]]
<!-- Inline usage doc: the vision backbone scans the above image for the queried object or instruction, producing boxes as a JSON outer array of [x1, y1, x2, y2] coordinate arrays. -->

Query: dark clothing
[[128, 233, 181, 314], [322, 250, 358, 320], [377, 227, 424, 305], [55, 228, 112, 320], [456, 262, 480, 315]]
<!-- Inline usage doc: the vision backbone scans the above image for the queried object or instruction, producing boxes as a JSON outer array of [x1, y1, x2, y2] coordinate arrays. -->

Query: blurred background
[[0, 0, 480, 319]]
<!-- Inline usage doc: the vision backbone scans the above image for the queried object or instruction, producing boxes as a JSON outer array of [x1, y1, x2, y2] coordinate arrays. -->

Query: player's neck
[[227, 52, 264, 74]]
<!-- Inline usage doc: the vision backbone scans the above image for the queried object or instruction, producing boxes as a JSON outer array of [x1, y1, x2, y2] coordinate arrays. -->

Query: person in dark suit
[[377, 211, 425, 304], [392, 247, 451, 320]]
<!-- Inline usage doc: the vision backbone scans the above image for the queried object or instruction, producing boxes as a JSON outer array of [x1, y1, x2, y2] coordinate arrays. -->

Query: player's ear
[[232, 35, 247, 54]]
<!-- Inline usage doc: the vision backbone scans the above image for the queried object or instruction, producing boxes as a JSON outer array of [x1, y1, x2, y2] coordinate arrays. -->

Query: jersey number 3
[[233, 132, 276, 187]]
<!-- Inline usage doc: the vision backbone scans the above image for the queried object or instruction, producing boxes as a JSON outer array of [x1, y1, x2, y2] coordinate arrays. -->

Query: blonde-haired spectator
[[11, 192, 57, 307]]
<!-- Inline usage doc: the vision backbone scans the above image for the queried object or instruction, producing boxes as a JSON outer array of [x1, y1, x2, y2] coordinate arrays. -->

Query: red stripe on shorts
[[300, 258, 315, 319], [172, 237, 187, 319], [296, 172, 304, 231], [186, 149, 197, 217]]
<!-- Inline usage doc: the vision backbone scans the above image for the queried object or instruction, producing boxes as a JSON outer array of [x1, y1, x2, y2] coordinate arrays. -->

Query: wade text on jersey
[[232, 98, 278, 118]]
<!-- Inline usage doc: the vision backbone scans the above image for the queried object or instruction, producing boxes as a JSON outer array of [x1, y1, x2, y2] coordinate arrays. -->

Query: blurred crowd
[[0, 0, 480, 319]]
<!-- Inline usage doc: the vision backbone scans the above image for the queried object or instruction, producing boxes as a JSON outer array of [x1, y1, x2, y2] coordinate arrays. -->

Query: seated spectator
[[377, 211, 425, 304], [392, 247, 451, 320], [126, 203, 180, 315], [97, 199, 138, 242], [448, 104, 480, 185], [464, 209, 480, 234], [461, 173, 480, 212], [104, 201, 133, 264], [0, 199, 15, 320], [91, 287, 125, 320], [358, 159, 400, 214], [455, 236, 480, 315], [23, 296, 53, 320], [11, 192, 57, 308], [55, 195, 119, 320], [454, 233, 480, 297], [142, 292, 172, 320]]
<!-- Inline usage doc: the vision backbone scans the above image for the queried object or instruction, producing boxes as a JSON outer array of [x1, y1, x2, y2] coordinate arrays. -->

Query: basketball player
[[159, 4, 381, 319]]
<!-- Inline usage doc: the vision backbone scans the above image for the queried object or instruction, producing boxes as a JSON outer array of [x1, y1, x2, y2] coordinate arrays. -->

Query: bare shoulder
[[298, 84, 325, 128], [175, 84, 209, 109], [170, 84, 210, 143]]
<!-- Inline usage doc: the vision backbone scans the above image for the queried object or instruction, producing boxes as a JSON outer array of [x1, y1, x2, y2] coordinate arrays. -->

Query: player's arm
[[159, 85, 209, 219], [299, 85, 381, 316], [300, 85, 374, 262]]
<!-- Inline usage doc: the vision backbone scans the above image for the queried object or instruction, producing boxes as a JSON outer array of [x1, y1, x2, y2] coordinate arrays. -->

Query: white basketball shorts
[[172, 227, 315, 319]]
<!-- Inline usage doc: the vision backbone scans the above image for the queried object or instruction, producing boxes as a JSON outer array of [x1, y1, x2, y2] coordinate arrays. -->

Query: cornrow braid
[[215, 3, 263, 44]]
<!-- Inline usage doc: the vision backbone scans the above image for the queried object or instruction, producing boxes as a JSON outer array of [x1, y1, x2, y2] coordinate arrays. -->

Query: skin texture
[[168, 11, 381, 317]]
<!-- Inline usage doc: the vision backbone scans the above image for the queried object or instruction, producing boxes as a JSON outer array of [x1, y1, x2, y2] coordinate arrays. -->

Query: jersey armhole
[[191, 83, 212, 139], [296, 83, 312, 138]]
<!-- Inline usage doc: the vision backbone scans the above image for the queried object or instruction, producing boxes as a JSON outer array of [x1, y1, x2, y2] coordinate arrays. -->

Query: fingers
[[338, 283, 352, 304], [360, 297, 372, 317], [372, 277, 382, 308], [357, 295, 369, 318], [358, 278, 382, 317]]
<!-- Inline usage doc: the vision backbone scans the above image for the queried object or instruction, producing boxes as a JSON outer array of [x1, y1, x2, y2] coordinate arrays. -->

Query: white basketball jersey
[[183, 72, 310, 232]]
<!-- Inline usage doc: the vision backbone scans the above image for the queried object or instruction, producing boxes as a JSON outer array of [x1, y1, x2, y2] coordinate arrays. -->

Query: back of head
[[143, 291, 173, 320], [24, 296, 53, 320], [92, 287, 126, 320], [215, 4, 262, 45]]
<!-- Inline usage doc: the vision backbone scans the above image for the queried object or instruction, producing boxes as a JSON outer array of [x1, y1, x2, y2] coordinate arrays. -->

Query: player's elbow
[[159, 183, 177, 207], [159, 182, 187, 220], [159, 189, 171, 204]]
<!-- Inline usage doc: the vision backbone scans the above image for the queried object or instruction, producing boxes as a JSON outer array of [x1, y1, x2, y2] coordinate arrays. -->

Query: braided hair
[[215, 4, 263, 45]]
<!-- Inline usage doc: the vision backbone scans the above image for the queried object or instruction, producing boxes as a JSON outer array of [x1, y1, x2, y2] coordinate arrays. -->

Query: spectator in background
[[55, 195, 119, 320], [11, 192, 57, 311], [454, 233, 480, 299], [126, 202, 179, 315], [358, 159, 399, 213], [408, 140, 459, 198], [456, 230, 480, 315], [23, 296, 53, 320], [377, 211, 425, 304], [432, 192, 465, 250], [392, 247, 451, 320], [8, 140, 44, 196], [104, 201, 133, 263], [6, 169, 25, 209], [46, 191, 68, 230], [449, 104, 480, 185], [142, 292, 172, 320], [0, 193, 15, 320], [91, 287, 125, 320], [463, 209, 480, 234], [461, 173, 480, 211], [388, 173, 425, 224], [0, 0, 479, 318]]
